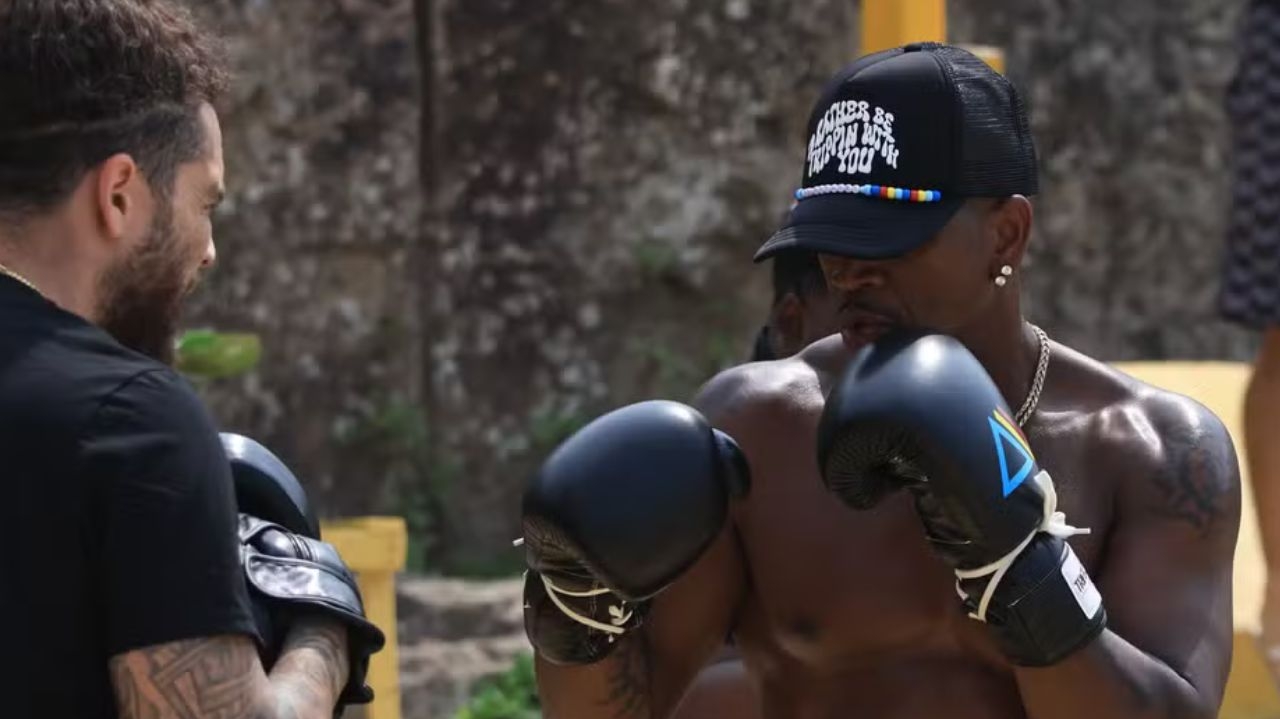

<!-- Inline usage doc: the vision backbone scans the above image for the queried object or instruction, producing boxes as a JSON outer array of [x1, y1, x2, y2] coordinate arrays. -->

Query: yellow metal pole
[[323, 516, 409, 719], [963, 44, 1006, 74], [1222, 631, 1280, 719], [860, 0, 947, 55], [860, 0, 1004, 74]]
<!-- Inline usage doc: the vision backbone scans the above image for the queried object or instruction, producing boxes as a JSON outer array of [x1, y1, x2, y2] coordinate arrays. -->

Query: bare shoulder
[[692, 336, 840, 434], [1053, 343, 1241, 539], [1118, 375, 1240, 541], [109, 634, 267, 718]]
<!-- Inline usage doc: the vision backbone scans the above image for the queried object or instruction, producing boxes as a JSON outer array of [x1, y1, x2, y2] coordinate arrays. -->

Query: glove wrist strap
[[983, 539, 1108, 666], [954, 470, 1091, 622]]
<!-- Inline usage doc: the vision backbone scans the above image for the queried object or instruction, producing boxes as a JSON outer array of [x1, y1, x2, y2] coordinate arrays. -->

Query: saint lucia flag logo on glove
[[989, 408, 1036, 497]]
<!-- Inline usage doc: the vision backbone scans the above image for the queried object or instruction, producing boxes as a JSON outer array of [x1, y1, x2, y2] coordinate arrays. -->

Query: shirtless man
[[521, 43, 1241, 718]]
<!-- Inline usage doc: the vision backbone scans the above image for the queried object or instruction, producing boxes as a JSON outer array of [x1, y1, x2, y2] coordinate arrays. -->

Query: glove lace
[[953, 470, 1090, 622], [535, 572, 634, 641]]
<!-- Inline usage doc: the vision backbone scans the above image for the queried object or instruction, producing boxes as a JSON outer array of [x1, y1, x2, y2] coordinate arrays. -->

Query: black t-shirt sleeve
[[80, 369, 256, 656]]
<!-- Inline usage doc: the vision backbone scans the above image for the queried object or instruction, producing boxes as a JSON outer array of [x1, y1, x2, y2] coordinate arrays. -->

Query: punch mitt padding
[[222, 433, 321, 539]]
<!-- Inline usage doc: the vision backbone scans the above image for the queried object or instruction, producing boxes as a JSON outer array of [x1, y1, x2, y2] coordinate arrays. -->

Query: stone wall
[[187, 0, 426, 522], [416, 0, 859, 565], [187, 0, 1259, 569], [949, 0, 1255, 359]]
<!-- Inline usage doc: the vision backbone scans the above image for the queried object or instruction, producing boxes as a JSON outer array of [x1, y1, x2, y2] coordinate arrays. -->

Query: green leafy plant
[[528, 406, 589, 454], [632, 239, 682, 281], [455, 653, 541, 719], [334, 397, 454, 573], [175, 329, 262, 379]]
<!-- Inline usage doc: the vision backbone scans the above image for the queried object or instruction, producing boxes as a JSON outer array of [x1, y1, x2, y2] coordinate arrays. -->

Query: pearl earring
[[994, 264, 1013, 287]]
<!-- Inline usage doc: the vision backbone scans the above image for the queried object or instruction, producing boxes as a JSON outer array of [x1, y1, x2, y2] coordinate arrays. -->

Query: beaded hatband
[[794, 183, 943, 203]]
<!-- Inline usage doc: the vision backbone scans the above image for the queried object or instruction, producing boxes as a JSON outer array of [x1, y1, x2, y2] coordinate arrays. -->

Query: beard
[[96, 199, 196, 365]]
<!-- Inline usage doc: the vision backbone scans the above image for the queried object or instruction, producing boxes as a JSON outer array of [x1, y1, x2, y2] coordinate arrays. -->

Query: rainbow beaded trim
[[794, 183, 943, 203]]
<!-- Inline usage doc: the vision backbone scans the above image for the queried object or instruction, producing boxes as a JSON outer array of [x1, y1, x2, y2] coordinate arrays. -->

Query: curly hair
[[0, 0, 229, 218]]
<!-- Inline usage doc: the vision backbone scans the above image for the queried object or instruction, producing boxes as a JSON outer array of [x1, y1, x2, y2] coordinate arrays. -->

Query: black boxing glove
[[238, 516, 386, 708], [520, 400, 749, 665], [817, 329, 1106, 666]]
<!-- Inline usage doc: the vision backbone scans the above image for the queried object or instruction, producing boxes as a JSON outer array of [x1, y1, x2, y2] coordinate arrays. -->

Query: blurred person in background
[[1219, 0, 1280, 683], [747, 249, 840, 363]]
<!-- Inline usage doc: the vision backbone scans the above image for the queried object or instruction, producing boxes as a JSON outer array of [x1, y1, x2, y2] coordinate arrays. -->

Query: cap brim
[[754, 194, 965, 262]]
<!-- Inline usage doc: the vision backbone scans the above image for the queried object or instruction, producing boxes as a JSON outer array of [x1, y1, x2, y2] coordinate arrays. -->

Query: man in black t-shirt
[[0, 2, 371, 717]]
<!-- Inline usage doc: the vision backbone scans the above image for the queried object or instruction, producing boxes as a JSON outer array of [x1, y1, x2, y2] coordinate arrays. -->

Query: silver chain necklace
[[1015, 324, 1051, 427], [0, 262, 39, 295]]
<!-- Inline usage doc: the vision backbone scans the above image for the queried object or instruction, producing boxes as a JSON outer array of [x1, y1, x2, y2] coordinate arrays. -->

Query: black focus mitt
[[221, 433, 385, 709]]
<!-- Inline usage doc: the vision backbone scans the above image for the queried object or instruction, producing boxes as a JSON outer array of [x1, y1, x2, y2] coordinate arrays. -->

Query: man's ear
[[769, 292, 806, 358], [94, 154, 142, 243], [989, 195, 1033, 274]]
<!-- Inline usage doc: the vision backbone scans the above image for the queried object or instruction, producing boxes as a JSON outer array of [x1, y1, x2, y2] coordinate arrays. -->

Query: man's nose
[[202, 238, 217, 268]]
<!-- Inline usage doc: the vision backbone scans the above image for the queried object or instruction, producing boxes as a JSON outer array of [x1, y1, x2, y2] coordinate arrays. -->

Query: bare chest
[[731, 421, 1112, 672]]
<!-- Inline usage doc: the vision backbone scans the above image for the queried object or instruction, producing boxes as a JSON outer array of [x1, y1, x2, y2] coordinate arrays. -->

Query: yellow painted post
[[860, 0, 946, 55], [1224, 631, 1280, 719], [962, 44, 1006, 74], [860, 0, 1004, 74], [323, 516, 409, 719]]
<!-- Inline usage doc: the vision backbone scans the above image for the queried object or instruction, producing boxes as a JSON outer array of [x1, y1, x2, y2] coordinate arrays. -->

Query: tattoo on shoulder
[[601, 635, 652, 719], [1148, 414, 1235, 535], [109, 636, 261, 719]]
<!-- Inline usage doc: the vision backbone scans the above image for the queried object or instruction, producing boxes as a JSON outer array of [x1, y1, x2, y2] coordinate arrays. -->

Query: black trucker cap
[[754, 42, 1038, 262]]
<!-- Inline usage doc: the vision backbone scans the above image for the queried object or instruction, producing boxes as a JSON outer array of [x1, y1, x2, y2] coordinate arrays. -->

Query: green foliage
[[633, 339, 697, 397], [176, 329, 262, 379], [447, 552, 527, 580], [528, 406, 589, 454], [334, 397, 454, 573], [704, 330, 743, 373], [455, 654, 541, 719], [632, 239, 683, 281]]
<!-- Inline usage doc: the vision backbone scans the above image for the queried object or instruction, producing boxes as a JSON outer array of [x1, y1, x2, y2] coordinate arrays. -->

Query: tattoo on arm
[[266, 619, 350, 718], [109, 622, 348, 719], [1149, 419, 1233, 535], [109, 635, 263, 719], [601, 635, 652, 719]]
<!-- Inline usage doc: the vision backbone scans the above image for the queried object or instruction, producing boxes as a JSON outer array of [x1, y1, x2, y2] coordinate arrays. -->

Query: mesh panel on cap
[[936, 46, 1039, 197]]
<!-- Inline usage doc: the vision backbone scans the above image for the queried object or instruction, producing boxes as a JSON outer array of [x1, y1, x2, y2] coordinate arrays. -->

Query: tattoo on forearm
[[1150, 420, 1232, 535], [268, 620, 350, 716], [109, 624, 348, 719], [601, 635, 652, 719], [109, 636, 260, 718]]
